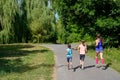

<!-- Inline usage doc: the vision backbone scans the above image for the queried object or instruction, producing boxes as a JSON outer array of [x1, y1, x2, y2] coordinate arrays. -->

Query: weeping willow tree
[[14, 0, 31, 43], [56, 20, 67, 44], [26, 0, 55, 43], [0, 0, 19, 43], [0, 0, 56, 43]]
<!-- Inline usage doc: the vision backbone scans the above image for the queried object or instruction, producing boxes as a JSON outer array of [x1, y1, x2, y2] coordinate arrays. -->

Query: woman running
[[95, 34, 105, 69]]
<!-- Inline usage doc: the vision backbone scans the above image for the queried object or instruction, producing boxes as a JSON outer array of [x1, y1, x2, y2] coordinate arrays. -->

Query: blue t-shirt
[[66, 48, 72, 57]]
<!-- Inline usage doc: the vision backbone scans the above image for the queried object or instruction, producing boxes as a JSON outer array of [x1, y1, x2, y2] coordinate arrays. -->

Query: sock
[[96, 57, 98, 64], [101, 59, 104, 65]]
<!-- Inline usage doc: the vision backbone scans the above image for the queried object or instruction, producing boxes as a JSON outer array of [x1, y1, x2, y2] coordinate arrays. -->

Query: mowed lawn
[[0, 44, 55, 80], [87, 44, 120, 73]]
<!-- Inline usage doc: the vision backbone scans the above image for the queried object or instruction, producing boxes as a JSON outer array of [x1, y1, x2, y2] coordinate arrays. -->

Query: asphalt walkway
[[41, 44, 120, 80]]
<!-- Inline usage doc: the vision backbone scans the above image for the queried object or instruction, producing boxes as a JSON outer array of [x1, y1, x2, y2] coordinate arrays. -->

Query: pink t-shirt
[[78, 44, 87, 54]]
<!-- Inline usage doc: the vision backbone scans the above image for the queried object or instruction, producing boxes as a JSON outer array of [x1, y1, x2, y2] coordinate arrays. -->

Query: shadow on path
[[57, 65, 67, 68], [84, 65, 95, 69], [73, 65, 95, 72], [73, 65, 80, 72]]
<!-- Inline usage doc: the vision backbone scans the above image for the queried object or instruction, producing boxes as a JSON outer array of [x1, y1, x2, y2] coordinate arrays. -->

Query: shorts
[[95, 47, 103, 53], [80, 54, 85, 61], [67, 57, 72, 62]]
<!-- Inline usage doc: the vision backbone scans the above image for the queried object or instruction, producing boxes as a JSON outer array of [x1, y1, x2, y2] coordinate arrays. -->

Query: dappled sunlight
[[0, 44, 54, 80], [0, 44, 49, 58]]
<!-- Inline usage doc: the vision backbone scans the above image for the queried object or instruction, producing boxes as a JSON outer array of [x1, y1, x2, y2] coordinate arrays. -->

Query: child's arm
[[72, 48, 75, 50], [85, 45, 87, 53], [66, 49, 68, 55], [71, 45, 79, 50], [77, 45, 80, 52], [85, 45, 88, 53]]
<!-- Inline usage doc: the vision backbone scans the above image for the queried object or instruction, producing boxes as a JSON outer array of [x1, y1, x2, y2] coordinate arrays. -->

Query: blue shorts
[[95, 47, 103, 53], [67, 57, 72, 62]]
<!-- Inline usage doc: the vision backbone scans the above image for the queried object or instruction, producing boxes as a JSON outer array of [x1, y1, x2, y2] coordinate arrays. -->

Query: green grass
[[87, 44, 120, 73], [0, 44, 55, 80]]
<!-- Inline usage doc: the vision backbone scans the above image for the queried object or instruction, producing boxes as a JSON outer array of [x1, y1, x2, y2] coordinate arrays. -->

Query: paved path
[[41, 44, 120, 80]]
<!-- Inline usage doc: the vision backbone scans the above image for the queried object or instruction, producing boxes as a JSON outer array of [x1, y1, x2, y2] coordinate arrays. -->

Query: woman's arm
[[95, 39, 98, 46]]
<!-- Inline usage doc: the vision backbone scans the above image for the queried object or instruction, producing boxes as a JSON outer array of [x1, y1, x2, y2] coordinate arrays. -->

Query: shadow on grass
[[0, 58, 30, 73], [104, 63, 112, 70], [0, 44, 52, 74], [0, 49, 49, 58], [0, 44, 49, 58], [0, 44, 34, 50], [0, 58, 54, 74]]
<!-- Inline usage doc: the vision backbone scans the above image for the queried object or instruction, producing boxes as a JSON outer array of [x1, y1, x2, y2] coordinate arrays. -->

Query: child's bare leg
[[70, 62, 73, 68], [81, 61, 84, 69], [80, 60, 82, 66], [67, 62, 70, 69]]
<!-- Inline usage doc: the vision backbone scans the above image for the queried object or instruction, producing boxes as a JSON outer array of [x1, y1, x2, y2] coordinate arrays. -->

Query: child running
[[78, 40, 87, 70], [66, 44, 73, 70]]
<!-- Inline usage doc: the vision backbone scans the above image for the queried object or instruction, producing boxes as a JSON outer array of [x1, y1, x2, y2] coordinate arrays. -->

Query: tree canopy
[[0, 0, 120, 47], [0, 0, 55, 43], [53, 0, 120, 46]]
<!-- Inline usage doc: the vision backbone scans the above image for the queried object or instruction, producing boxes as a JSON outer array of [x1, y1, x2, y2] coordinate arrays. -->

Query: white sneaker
[[101, 64, 106, 70], [81, 66, 84, 70], [95, 64, 99, 68], [79, 65, 82, 68]]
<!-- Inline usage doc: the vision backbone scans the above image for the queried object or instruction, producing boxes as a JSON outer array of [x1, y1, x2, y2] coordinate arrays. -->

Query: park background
[[0, 0, 120, 45], [0, 0, 120, 80]]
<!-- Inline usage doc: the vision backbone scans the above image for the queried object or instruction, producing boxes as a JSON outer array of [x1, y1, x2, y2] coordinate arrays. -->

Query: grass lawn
[[0, 44, 55, 80], [87, 44, 120, 73]]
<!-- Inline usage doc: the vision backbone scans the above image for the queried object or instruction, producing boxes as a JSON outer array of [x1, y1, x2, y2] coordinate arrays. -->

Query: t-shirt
[[66, 48, 72, 57], [78, 44, 87, 54]]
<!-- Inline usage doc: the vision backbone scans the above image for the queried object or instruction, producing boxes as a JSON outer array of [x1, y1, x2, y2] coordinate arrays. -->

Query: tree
[[53, 0, 120, 46], [56, 20, 67, 43], [0, 0, 19, 43], [0, 0, 56, 43], [25, 0, 55, 43]]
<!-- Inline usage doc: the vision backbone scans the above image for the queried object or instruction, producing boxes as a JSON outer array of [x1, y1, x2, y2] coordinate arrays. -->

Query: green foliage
[[0, 0, 19, 43], [26, 0, 55, 43], [53, 0, 120, 46], [0, 0, 120, 45], [67, 33, 80, 43], [0, 44, 54, 80], [0, 0, 56, 43], [56, 20, 66, 43]]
